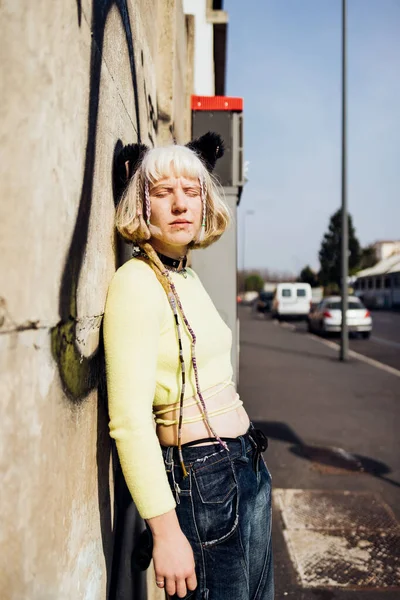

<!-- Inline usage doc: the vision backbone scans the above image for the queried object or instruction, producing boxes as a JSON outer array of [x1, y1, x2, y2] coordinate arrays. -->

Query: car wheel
[[307, 320, 312, 332], [319, 321, 325, 336], [362, 331, 371, 340]]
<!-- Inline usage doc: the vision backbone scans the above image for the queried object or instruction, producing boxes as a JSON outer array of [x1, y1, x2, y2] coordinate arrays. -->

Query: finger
[[165, 578, 176, 598], [186, 572, 198, 592], [154, 577, 165, 590], [175, 578, 187, 598]]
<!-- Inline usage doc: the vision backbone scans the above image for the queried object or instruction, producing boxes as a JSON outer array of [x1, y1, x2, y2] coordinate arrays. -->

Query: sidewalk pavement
[[238, 307, 400, 600]]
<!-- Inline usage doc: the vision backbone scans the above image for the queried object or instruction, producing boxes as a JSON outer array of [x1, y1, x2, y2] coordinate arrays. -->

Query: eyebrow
[[151, 183, 173, 191], [151, 182, 201, 191]]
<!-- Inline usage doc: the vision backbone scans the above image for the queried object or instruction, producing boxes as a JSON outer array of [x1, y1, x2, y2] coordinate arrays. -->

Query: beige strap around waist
[[154, 394, 243, 426], [153, 380, 239, 426]]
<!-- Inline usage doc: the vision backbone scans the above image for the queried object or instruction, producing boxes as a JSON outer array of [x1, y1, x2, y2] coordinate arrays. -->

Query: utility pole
[[340, 0, 349, 361]]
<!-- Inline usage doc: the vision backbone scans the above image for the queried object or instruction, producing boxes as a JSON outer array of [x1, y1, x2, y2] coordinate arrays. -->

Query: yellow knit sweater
[[103, 258, 233, 519]]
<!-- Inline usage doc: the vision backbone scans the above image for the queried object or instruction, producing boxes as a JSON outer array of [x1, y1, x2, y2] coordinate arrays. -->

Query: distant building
[[353, 254, 400, 309], [183, 0, 228, 96], [372, 240, 400, 262], [184, 0, 245, 381]]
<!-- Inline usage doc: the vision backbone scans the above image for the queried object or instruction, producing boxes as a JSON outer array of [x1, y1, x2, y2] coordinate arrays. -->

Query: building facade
[[353, 254, 400, 309], [372, 240, 400, 262], [184, 0, 244, 381], [0, 2, 195, 598]]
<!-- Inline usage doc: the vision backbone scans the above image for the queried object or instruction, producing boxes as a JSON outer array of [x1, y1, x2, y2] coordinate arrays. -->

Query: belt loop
[[239, 435, 247, 459], [237, 434, 249, 464], [165, 446, 174, 471], [248, 430, 261, 474]]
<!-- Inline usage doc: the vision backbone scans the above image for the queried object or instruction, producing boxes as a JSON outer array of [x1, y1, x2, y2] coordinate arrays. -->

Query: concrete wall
[[0, 1, 192, 598]]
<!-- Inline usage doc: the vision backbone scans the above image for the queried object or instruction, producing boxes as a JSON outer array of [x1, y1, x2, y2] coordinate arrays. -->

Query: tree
[[244, 273, 264, 292], [298, 265, 319, 287], [358, 245, 378, 270], [318, 209, 361, 287]]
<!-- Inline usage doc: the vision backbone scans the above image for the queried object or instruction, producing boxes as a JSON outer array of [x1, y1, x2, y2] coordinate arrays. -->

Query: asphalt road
[[279, 310, 400, 372], [238, 306, 400, 600]]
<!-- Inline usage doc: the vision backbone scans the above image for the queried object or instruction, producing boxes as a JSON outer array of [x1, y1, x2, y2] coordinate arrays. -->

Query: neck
[[150, 239, 187, 260]]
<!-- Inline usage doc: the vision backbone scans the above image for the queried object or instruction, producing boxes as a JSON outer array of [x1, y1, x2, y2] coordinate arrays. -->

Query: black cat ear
[[186, 132, 224, 172], [114, 143, 149, 203]]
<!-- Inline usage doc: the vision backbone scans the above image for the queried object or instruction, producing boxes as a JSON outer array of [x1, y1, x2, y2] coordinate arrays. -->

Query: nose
[[171, 186, 188, 213]]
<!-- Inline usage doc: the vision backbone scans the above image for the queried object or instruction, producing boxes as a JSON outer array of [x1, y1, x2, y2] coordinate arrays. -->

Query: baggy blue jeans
[[162, 427, 274, 600]]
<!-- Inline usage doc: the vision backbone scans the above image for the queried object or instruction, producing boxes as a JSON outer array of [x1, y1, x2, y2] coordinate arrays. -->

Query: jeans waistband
[[161, 425, 268, 467]]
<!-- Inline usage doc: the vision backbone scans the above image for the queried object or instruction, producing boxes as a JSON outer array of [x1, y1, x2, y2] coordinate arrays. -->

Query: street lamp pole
[[340, 0, 349, 361]]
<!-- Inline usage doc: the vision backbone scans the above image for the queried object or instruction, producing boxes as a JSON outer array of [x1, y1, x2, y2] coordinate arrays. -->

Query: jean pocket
[[192, 457, 239, 546], [193, 455, 236, 504]]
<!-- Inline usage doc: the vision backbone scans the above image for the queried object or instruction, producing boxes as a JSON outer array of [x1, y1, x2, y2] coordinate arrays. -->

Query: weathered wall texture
[[0, 1, 192, 598]]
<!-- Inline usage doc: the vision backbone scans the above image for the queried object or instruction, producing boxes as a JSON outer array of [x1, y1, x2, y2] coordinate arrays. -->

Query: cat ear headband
[[113, 132, 225, 228]]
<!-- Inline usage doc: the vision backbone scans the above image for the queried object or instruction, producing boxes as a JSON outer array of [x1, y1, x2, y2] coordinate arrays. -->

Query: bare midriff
[[155, 382, 250, 447]]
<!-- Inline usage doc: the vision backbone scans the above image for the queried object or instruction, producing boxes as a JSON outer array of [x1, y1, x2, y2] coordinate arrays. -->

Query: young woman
[[104, 133, 274, 600]]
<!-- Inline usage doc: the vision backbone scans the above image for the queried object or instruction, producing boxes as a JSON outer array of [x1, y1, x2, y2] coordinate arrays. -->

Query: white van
[[272, 283, 312, 319]]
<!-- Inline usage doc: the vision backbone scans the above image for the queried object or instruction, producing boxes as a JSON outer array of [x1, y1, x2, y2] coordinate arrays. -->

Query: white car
[[272, 283, 312, 320], [307, 295, 372, 338]]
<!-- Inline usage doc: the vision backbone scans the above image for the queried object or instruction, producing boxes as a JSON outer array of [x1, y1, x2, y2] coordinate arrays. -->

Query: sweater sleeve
[[103, 260, 176, 519]]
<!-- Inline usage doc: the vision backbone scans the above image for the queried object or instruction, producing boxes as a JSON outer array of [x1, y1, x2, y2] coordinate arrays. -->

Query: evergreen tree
[[358, 245, 378, 270], [298, 265, 319, 287], [319, 209, 360, 287]]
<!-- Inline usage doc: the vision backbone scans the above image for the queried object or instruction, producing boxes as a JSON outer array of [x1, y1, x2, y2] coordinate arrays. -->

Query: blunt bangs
[[115, 142, 230, 248], [141, 145, 206, 184]]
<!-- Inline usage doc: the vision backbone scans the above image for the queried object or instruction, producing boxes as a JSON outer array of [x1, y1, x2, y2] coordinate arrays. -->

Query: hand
[[152, 529, 197, 598]]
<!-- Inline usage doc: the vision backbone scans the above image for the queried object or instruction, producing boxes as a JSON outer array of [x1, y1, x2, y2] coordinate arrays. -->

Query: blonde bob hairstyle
[[115, 144, 230, 249]]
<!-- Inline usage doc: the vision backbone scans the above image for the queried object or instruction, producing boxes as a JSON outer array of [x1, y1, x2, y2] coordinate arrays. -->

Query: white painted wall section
[[184, 0, 215, 95]]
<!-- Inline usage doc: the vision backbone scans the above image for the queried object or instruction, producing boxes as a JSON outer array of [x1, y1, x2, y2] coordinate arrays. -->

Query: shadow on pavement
[[253, 420, 400, 489]]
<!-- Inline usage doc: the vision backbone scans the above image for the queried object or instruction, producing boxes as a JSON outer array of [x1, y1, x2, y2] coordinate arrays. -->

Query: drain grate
[[274, 489, 400, 589], [282, 529, 400, 589]]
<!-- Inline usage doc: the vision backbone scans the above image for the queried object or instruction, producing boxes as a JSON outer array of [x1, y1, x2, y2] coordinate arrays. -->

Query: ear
[[114, 143, 149, 203], [186, 131, 224, 172]]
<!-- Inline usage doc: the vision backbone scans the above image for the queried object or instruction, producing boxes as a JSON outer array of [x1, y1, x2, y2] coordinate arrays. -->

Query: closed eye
[[152, 187, 173, 197], [184, 188, 201, 197]]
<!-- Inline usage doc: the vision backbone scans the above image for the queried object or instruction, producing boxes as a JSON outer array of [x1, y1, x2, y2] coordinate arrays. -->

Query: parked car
[[241, 290, 259, 306], [272, 283, 312, 320], [307, 295, 372, 338], [255, 290, 275, 314]]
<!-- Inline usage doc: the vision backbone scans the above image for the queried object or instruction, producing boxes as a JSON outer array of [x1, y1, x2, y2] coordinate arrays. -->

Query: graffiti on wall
[[47, 3, 180, 597], [51, 0, 176, 403], [52, 0, 144, 402]]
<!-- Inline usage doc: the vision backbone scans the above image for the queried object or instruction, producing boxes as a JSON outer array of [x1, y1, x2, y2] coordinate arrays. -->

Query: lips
[[170, 220, 192, 225]]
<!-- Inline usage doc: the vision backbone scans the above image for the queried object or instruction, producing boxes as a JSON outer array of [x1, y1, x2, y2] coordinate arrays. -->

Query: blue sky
[[225, 0, 400, 274]]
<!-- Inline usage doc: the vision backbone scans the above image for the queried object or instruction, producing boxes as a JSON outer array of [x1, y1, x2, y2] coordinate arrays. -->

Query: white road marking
[[275, 319, 400, 378], [305, 332, 400, 379]]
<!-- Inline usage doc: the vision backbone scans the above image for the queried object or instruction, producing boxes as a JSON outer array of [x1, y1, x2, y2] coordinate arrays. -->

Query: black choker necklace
[[132, 247, 187, 275], [156, 251, 187, 272]]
